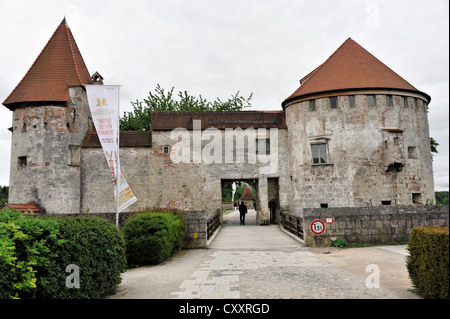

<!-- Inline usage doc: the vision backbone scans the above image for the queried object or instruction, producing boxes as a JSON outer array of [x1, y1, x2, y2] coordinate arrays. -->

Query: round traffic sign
[[310, 219, 325, 235]]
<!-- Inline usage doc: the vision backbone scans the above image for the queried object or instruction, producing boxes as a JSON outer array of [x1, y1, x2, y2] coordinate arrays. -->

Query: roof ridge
[[65, 24, 84, 85]]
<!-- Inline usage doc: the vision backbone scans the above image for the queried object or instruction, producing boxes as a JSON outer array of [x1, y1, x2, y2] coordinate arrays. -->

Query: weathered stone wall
[[285, 90, 435, 216], [9, 87, 91, 214], [302, 205, 449, 247]]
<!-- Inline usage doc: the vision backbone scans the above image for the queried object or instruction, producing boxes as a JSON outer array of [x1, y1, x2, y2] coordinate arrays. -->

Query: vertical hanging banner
[[85, 85, 137, 217]]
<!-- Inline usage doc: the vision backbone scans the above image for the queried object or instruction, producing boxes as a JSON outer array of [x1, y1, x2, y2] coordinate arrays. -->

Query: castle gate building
[[3, 20, 436, 247]]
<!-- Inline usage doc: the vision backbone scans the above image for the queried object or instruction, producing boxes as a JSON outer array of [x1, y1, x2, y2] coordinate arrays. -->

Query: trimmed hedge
[[406, 225, 449, 299], [122, 211, 186, 266], [0, 209, 126, 299]]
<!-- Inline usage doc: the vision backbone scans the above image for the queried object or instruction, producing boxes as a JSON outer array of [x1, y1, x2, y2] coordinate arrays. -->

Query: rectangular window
[[367, 95, 376, 107], [256, 138, 270, 155], [386, 95, 393, 107], [18, 156, 27, 170], [381, 200, 392, 206], [163, 145, 170, 155], [349, 95, 355, 108], [311, 143, 327, 164], [402, 96, 408, 108], [320, 203, 328, 208], [412, 193, 422, 205], [330, 96, 338, 109], [408, 146, 417, 159], [309, 99, 316, 112]]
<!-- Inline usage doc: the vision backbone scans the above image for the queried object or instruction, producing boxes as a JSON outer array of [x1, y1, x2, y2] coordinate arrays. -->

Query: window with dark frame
[[163, 145, 170, 155]]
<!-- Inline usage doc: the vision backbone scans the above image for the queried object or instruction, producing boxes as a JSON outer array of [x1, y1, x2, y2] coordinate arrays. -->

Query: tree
[[120, 84, 253, 131], [430, 137, 439, 155]]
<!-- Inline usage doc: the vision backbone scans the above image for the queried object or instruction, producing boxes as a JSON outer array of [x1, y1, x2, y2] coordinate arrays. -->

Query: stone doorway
[[221, 179, 259, 225], [268, 178, 280, 224]]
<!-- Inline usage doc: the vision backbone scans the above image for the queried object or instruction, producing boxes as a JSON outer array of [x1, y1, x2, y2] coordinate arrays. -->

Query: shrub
[[406, 225, 449, 299], [39, 216, 127, 299], [0, 209, 127, 299], [331, 238, 348, 248], [0, 208, 62, 299], [122, 211, 186, 266]]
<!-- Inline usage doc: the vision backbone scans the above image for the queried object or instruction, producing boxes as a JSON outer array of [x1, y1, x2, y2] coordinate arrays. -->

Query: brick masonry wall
[[302, 205, 449, 247]]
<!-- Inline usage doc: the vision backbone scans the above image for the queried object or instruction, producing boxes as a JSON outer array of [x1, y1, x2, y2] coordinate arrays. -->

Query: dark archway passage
[[221, 179, 259, 226]]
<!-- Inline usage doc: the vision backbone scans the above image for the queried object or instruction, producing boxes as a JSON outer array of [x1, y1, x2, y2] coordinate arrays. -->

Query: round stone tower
[[2, 19, 93, 214], [282, 38, 434, 214]]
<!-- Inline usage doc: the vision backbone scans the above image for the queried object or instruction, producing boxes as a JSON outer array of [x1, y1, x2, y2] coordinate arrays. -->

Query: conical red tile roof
[[240, 187, 255, 201], [282, 38, 430, 107], [3, 18, 92, 109]]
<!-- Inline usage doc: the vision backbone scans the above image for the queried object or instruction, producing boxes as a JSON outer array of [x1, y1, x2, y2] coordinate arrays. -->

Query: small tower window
[[163, 145, 170, 155], [309, 99, 316, 112], [412, 193, 422, 205], [386, 95, 393, 107], [401, 96, 408, 108], [367, 95, 376, 107], [349, 95, 355, 107], [330, 96, 338, 109], [408, 146, 417, 159], [18, 156, 27, 170]]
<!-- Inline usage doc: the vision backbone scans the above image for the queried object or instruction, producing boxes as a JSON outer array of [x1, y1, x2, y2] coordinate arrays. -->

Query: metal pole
[[116, 85, 120, 227]]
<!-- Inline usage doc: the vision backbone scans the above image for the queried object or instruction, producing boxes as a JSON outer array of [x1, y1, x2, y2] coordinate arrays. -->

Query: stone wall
[[301, 205, 449, 247]]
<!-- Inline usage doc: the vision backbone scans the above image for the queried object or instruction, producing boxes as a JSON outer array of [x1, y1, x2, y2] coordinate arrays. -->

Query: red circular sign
[[310, 219, 325, 235]]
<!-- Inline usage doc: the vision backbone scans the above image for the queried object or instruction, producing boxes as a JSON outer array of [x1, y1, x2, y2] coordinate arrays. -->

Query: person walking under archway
[[239, 201, 247, 225]]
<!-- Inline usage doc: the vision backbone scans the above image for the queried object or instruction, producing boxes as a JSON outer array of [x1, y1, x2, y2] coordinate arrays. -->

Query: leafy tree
[[430, 137, 439, 155], [435, 191, 449, 205], [120, 84, 253, 131], [0, 186, 8, 207]]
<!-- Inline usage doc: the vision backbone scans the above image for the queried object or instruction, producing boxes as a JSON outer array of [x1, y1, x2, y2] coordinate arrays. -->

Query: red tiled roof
[[151, 110, 287, 130], [282, 38, 430, 107], [1, 203, 40, 213], [3, 18, 92, 109], [83, 130, 152, 148], [240, 187, 255, 201]]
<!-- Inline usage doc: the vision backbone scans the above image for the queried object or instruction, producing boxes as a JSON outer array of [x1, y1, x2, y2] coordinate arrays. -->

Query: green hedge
[[406, 225, 449, 299], [0, 209, 126, 299], [122, 211, 186, 266]]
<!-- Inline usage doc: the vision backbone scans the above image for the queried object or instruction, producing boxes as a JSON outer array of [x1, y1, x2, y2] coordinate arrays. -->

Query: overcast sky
[[0, 0, 448, 191]]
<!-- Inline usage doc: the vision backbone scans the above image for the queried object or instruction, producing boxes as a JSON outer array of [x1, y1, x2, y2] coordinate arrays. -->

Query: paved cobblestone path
[[169, 210, 419, 299]]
